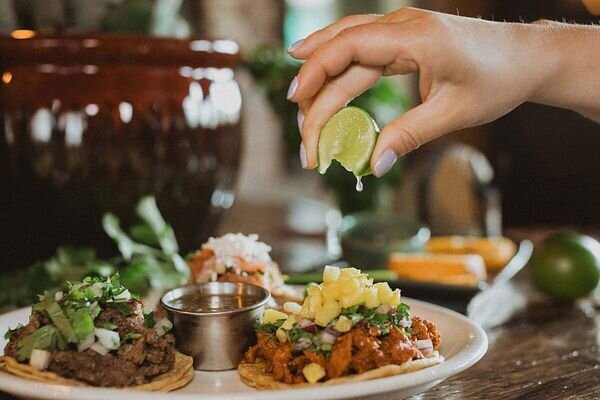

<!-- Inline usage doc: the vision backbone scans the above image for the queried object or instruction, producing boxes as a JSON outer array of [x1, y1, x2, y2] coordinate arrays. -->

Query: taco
[[188, 233, 301, 304], [1, 274, 193, 391], [239, 266, 443, 388]]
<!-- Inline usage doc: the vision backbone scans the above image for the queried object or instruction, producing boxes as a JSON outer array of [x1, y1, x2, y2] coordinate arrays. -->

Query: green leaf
[[71, 308, 94, 341], [16, 325, 61, 361], [45, 301, 77, 343], [135, 196, 179, 255], [108, 302, 131, 317], [129, 224, 160, 247], [143, 311, 155, 328], [102, 214, 135, 261], [96, 321, 117, 330]]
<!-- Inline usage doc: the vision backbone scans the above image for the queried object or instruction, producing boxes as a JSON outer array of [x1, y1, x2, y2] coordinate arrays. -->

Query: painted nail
[[297, 111, 304, 133], [287, 76, 298, 100], [287, 39, 305, 53], [373, 150, 397, 177], [299, 142, 307, 169]]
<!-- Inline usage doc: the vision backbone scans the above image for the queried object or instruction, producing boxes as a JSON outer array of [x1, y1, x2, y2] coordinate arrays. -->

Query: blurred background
[[0, 0, 598, 282]]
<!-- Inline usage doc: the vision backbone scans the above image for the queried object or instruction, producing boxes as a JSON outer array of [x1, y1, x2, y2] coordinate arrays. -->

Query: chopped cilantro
[[16, 325, 66, 361], [143, 311, 155, 328], [122, 332, 142, 342], [107, 302, 131, 316], [255, 319, 285, 334]]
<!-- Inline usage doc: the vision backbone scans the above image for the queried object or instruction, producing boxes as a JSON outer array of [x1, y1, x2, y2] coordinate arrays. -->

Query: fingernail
[[299, 142, 307, 169], [287, 76, 298, 100], [287, 39, 305, 53], [297, 111, 304, 133], [374, 150, 397, 177]]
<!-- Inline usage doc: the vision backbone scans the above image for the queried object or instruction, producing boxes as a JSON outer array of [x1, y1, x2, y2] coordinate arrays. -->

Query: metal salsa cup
[[161, 282, 270, 371]]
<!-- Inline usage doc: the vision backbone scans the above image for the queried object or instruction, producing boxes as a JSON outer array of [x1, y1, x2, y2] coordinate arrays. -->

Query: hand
[[287, 8, 562, 176]]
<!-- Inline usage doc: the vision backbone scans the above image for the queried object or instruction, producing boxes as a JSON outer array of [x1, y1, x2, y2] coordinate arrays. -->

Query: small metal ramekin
[[161, 282, 270, 371]]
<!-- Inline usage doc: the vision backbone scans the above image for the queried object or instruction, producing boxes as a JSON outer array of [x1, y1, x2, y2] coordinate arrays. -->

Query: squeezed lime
[[317, 107, 379, 185]]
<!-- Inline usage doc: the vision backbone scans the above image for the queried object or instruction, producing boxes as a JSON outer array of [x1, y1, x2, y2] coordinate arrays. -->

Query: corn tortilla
[[238, 352, 444, 390], [0, 351, 193, 392]]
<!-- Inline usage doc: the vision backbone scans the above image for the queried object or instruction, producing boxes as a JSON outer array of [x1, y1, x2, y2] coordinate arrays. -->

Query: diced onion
[[94, 328, 120, 350], [113, 289, 131, 302], [399, 319, 412, 328], [318, 330, 337, 345], [90, 342, 110, 355], [29, 349, 51, 370], [77, 334, 95, 352], [153, 318, 173, 336], [54, 291, 63, 302], [292, 337, 311, 351], [376, 304, 391, 314], [298, 319, 317, 333], [416, 339, 433, 350], [422, 347, 434, 356], [324, 327, 341, 337], [90, 283, 104, 298]]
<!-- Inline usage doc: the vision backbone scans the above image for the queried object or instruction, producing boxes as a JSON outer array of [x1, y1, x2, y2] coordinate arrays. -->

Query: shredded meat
[[411, 316, 441, 349], [245, 316, 440, 384], [4, 300, 176, 387]]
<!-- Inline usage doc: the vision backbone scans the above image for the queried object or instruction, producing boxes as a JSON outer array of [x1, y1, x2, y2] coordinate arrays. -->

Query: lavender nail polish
[[374, 150, 397, 177], [299, 142, 307, 169], [297, 111, 304, 133], [287, 39, 305, 53], [287, 76, 298, 100]]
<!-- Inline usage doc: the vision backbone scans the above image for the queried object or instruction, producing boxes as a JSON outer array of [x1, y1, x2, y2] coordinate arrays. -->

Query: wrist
[[527, 23, 600, 118]]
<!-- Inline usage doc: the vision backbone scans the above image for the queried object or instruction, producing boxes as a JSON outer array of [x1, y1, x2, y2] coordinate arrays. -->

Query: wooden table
[[1, 202, 599, 399]]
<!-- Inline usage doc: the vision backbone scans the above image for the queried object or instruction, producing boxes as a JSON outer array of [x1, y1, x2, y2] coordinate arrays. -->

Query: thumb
[[370, 95, 460, 177]]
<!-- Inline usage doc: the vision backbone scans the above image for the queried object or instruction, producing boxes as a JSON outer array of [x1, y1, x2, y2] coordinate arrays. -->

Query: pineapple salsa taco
[[239, 266, 443, 388], [0, 274, 193, 391]]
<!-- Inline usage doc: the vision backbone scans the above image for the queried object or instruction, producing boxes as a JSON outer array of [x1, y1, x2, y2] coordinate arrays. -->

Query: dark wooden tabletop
[[1, 202, 599, 399]]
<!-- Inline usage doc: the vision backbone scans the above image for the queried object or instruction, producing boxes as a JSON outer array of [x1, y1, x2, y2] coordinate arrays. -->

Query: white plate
[[0, 298, 487, 400]]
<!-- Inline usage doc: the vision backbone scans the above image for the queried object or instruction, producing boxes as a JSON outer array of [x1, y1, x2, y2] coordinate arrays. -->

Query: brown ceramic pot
[[0, 34, 242, 269]]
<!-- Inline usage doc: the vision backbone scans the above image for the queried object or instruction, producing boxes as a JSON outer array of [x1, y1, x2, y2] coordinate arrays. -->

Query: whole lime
[[530, 231, 600, 300]]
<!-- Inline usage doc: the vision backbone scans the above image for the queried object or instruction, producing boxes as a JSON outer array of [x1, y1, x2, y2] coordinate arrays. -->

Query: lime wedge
[[317, 106, 379, 177]]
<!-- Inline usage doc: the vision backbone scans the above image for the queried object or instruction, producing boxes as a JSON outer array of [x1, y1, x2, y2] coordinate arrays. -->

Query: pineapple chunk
[[281, 315, 297, 330], [263, 309, 288, 324], [387, 289, 401, 307], [321, 281, 341, 301], [364, 287, 381, 308], [283, 302, 302, 315], [302, 362, 326, 384], [339, 267, 361, 280], [340, 277, 360, 295], [276, 327, 287, 343], [307, 286, 322, 316], [323, 265, 341, 282], [315, 300, 341, 326], [374, 282, 394, 303], [334, 315, 353, 332], [341, 287, 365, 308]]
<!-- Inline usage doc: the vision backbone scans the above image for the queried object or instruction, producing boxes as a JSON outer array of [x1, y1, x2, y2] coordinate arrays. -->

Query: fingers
[[371, 93, 462, 176], [288, 14, 381, 59], [300, 65, 382, 169], [288, 23, 418, 103]]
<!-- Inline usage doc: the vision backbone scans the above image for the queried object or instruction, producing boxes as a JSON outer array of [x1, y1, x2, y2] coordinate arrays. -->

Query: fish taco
[[239, 266, 443, 388], [0, 274, 193, 391]]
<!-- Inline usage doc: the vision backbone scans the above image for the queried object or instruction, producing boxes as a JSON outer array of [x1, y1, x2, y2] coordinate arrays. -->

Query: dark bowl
[[340, 212, 431, 270]]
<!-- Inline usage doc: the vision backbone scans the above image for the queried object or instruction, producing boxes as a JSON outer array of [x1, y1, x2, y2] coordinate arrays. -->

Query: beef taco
[[188, 233, 301, 304], [239, 266, 443, 388], [1, 274, 193, 391]]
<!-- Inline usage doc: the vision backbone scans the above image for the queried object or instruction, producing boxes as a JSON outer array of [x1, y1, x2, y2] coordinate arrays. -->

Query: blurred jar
[[0, 34, 242, 269]]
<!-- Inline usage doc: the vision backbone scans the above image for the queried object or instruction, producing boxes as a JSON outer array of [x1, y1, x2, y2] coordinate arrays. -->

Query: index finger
[[289, 23, 418, 103], [289, 14, 381, 59]]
